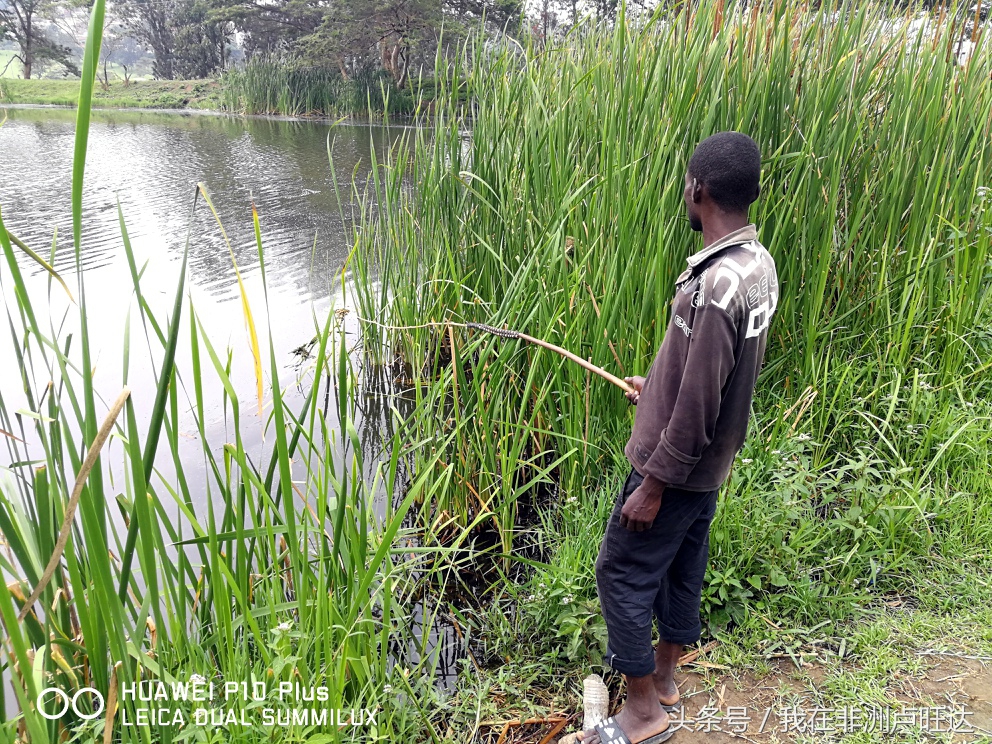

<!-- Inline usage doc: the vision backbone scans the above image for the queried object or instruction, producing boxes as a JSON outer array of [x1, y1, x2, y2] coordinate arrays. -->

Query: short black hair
[[687, 131, 762, 212]]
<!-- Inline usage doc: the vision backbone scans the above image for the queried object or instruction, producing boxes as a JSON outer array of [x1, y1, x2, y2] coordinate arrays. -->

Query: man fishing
[[578, 131, 779, 744]]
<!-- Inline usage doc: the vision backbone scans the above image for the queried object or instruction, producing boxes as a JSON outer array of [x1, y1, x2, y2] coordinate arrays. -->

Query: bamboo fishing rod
[[464, 323, 636, 395], [351, 314, 635, 395]]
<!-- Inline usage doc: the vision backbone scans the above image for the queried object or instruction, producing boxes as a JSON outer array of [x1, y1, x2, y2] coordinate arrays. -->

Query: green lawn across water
[[0, 77, 223, 109]]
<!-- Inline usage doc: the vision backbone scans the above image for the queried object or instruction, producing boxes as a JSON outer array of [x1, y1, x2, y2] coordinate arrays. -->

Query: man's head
[[684, 131, 762, 232]]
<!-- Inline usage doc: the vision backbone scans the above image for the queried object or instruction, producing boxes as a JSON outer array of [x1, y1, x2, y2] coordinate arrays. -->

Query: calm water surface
[[0, 107, 462, 708], [1, 107, 400, 295], [0, 107, 409, 491]]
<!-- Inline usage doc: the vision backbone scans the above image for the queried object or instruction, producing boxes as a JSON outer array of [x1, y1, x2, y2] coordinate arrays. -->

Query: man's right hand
[[624, 376, 645, 405], [620, 474, 666, 531]]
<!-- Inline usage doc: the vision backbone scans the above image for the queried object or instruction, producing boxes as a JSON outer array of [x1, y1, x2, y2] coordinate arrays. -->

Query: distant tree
[[589, 0, 617, 21], [99, 19, 124, 86], [0, 0, 79, 77], [530, 0, 563, 44], [216, 0, 521, 88], [216, 0, 323, 59], [118, 0, 232, 78], [114, 34, 151, 75], [172, 0, 232, 77], [51, 2, 155, 81], [319, 0, 443, 89], [117, 0, 177, 77], [304, 0, 523, 88]]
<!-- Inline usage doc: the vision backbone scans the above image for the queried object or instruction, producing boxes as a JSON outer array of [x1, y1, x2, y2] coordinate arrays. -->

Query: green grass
[[0, 78, 224, 109], [429, 473, 992, 742]]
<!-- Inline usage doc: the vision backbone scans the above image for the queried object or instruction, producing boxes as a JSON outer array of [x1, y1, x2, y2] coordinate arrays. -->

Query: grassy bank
[[0, 78, 224, 109], [0, 70, 426, 117]]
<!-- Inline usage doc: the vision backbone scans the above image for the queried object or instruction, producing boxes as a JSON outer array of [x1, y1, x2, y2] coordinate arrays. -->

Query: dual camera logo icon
[[37, 688, 105, 720]]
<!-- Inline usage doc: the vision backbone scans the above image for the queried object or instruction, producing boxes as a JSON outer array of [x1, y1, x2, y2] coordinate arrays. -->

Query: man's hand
[[620, 474, 666, 532], [624, 376, 645, 405]]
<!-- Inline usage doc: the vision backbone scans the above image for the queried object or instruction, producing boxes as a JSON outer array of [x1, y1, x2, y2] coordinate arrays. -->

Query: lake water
[[0, 106, 409, 498], [0, 107, 464, 713]]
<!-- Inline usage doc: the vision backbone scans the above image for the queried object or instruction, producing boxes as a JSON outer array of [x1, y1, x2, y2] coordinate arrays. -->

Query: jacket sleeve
[[642, 303, 738, 485]]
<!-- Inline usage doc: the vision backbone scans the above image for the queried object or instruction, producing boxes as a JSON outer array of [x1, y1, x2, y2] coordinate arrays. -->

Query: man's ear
[[754, 183, 761, 201], [692, 177, 703, 203]]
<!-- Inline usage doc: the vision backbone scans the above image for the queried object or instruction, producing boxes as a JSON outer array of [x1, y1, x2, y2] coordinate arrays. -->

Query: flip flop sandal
[[585, 715, 675, 744], [660, 700, 682, 714]]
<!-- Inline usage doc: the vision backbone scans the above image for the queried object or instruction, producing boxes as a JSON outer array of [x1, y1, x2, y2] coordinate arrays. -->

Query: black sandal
[[584, 715, 675, 744]]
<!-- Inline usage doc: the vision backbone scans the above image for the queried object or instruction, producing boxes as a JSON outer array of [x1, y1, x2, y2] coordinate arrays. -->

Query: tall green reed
[[1, 193, 459, 742], [351, 0, 992, 556], [221, 59, 416, 117]]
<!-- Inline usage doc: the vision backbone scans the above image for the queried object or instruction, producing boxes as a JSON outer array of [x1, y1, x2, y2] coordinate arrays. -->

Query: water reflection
[[0, 107, 408, 499], [0, 107, 403, 300], [0, 107, 469, 709], [0, 107, 418, 558]]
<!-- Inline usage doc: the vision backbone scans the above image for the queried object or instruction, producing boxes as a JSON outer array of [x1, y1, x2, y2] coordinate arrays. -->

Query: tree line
[[2, 0, 529, 81], [2, 0, 988, 81]]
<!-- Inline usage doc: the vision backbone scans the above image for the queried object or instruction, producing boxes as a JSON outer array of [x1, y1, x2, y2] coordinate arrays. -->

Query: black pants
[[595, 467, 719, 677]]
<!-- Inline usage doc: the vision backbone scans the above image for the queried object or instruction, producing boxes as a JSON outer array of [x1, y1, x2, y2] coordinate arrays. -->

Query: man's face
[[684, 172, 703, 232]]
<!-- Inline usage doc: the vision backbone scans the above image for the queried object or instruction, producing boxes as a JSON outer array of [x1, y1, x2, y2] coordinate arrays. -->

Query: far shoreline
[[0, 77, 434, 126], [0, 101, 429, 128]]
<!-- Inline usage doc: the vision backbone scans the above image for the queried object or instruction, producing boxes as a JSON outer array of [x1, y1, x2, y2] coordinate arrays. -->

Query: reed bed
[[0, 202, 458, 740], [351, 0, 992, 622], [0, 191, 463, 740], [220, 59, 416, 117]]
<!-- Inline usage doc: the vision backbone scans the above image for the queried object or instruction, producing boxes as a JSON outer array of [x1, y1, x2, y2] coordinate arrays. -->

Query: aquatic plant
[[220, 58, 416, 118], [0, 2, 469, 741]]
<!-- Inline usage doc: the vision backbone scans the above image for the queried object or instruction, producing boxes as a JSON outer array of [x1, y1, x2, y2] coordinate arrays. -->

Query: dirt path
[[657, 654, 991, 742]]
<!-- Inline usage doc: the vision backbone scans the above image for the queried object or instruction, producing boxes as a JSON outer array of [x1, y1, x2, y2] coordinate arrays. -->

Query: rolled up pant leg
[[595, 469, 719, 677]]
